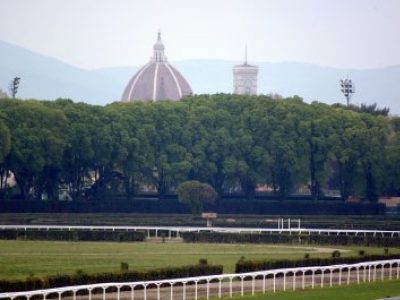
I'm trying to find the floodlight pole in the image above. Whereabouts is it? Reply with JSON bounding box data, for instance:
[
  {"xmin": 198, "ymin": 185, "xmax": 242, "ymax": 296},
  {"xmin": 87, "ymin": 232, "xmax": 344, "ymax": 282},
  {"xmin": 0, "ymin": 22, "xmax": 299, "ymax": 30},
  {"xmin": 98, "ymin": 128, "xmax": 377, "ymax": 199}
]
[
  {"xmin": 9, "ymin": 77, "xmax": 21, "ymax": 98},
  {"xmin": 340, "ymin": 78, "xmax": 355, "ymax": 106}
]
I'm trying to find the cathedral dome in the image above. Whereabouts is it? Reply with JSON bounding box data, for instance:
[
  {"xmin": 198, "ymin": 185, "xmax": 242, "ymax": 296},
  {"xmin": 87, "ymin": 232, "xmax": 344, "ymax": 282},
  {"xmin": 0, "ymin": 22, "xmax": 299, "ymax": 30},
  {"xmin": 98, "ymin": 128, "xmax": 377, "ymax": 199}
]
[{"xmin": 121, "ymin": 32, "xmax": 193, "ymax": 102}]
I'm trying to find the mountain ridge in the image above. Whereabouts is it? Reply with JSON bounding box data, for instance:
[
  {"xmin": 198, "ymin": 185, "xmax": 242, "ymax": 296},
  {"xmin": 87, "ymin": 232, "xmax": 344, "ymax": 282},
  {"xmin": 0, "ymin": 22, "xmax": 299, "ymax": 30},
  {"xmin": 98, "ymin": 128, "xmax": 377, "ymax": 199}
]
[{"xmin": 1, "ymin": 40, "xmax": 399, "ymax": 113}]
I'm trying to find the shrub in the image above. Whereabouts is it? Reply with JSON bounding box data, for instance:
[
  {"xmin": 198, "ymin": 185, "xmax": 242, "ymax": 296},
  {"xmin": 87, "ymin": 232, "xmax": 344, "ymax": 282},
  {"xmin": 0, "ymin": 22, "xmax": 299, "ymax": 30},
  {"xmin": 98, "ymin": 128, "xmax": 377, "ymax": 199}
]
[
  {"xmin": 331, "ymin": 250, "xmax": 341, "ymax": 258},
  {"xmin": 25, "ymin": 274, "xmax": 44, "ymax": 290},
  {"xmin": 120, "ymin": 262, "xmax": 129, "ymax": 272},
  {"xmin": 359, "ymin": 250, "xmax": 365, "ymax": 256},
  {"xmin": 198, "ymin": 258, "xmax": 208, "ymax": 265},
  {"xmin": 176, "ymin": 181, "xmax": 217, "ymax": 214}
]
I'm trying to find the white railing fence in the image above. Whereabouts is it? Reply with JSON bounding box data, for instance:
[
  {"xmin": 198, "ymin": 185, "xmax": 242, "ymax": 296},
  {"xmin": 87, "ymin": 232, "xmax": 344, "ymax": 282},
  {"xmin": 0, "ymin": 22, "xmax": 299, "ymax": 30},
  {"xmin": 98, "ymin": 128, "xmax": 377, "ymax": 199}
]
[
  {"xmin": 0, "ymin": 259, "xmax": 399, "ymax": 300},
  {"xmin": 1, "ymin": 225, "xmax": 400, "ymax": 238}
]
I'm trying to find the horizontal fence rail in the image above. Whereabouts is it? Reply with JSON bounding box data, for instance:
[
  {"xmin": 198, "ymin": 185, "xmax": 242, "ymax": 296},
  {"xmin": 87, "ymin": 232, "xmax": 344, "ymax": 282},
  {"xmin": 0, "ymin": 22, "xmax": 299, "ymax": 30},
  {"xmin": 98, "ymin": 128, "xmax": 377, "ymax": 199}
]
[
  {"xmin": 1, "ymin": 225, "xmax": 400, "ymax": 238},
  {"xmin": 1, "ymin": 259, "xmax": 399, "ymax": 300}
]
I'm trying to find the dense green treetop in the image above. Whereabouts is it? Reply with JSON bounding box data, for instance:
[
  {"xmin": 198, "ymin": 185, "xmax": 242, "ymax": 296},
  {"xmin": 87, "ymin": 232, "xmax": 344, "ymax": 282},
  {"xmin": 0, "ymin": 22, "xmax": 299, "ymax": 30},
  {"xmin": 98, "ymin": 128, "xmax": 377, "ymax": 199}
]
[{"xmin": 0, "ymin": 95, "xmax": 398, "ymax": 201}]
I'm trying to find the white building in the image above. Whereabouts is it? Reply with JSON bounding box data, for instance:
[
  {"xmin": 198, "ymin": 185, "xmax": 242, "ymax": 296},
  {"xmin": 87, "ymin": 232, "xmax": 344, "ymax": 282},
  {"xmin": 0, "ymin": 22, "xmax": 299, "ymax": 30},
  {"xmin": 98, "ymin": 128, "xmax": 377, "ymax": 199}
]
[{"xmin": 232, "ymin": 47, "xmax": 258, "ymax": 95}]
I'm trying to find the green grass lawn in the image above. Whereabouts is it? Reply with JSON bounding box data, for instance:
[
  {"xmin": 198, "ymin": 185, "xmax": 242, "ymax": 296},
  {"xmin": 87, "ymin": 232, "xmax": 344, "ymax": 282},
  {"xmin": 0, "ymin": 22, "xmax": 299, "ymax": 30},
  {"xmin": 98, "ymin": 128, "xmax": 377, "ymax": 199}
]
[
  {"xmin": 0, "ymin": 240, "xmax": 399, "ymax": 280},
  {"xmin": 231, "ymin": 280, "xmax": 400, "ymax": 300}
]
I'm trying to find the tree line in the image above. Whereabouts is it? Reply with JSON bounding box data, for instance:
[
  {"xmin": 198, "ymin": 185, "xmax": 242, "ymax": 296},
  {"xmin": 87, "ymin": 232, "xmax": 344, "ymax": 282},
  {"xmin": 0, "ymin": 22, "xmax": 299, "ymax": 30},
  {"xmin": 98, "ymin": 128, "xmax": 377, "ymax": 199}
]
[{"xmin": 0, "ymin": 94, "xmax": 399, "ymax": 202}]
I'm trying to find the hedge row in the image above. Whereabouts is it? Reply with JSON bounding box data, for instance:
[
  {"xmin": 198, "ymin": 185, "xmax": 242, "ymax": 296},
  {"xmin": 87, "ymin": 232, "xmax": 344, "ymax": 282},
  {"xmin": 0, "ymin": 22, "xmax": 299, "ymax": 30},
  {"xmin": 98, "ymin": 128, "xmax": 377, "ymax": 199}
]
[
  {"xmin": 3, "ymin": 230, "xmax": 399, "ymax": 246},
  {"xmin": 0, "ymin": 263, "xmax": 223, "ymax": 293},
  {"xmin": 235, "ymin": 254, "xmax": 400, "ymax": 273},
  {"xmin": 0, "ymin": 199, "xmax": 384, "ymax": 215},
  {"xmin": 182, "ymin": 232, "xmax": 400, "ymax": 247},
  {"xmin": 0, "ymin": 230, "xmax": 146, "ymax": 242}
]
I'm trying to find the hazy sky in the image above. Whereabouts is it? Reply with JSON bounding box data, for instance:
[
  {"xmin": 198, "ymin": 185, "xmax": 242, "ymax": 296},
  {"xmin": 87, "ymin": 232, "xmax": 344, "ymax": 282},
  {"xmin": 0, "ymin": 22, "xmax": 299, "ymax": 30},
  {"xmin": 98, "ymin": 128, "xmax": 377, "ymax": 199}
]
[{"xmin": 1, "ymin": 0, "xmax": 399, "ymax": 69}]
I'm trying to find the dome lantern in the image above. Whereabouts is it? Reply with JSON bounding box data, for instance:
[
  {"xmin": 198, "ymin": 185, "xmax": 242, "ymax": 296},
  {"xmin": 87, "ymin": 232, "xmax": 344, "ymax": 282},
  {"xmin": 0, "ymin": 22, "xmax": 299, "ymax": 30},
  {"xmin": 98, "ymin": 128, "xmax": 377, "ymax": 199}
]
[{"xmin": 152, "ymin": 31, "xmax": 166, "ymax": 62}]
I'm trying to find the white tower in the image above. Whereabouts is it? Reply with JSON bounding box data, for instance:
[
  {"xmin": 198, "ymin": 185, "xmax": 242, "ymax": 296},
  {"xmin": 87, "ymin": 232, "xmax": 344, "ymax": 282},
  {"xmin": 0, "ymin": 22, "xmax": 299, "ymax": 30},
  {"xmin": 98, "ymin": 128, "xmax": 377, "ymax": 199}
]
[{"xmin": 233, "ymin": 46, "xmax": 258, "ymax": 95}]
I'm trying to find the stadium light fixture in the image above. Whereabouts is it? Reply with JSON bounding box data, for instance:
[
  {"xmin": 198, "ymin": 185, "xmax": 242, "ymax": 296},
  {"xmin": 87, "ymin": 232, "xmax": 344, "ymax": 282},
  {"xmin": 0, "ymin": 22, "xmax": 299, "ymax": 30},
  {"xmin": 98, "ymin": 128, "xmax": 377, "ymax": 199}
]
[
  {"xmin": 9, "ymin": 77, "xmax": 21, "ymax": 98},
  {"xmin": 340, "ymin": 77, "xmax": 355, "ymax": 106}
]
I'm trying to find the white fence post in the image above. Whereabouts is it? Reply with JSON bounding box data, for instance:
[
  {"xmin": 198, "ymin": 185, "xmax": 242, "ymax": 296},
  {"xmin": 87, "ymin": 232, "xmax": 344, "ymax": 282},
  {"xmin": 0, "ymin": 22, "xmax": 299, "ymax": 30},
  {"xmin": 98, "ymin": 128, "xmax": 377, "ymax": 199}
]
[
  {"xmin": 273, "ymin": 274, "xmax": 276, "ymax": 293},
  {"xmin": 218, "ymin": 279, "xmax": 222, "ymax": 298},
  {"xmin": 347, "ymin": 268, "xmax": 351, "ymax": 285},
  {"xmin": 311, "ymin": 271, "xmax": 315, "ymax": 289},
  {"xmin": 293, "ymin": 272, "xmax": 296, "ymax": 291},
  {"xmin": 229, "ymin": 278, "xmax": 233, "ymax": 298},
  {"xmin": 283, "ymin": 273, "xmax": 286, "ymax": 291},
  {"xmin": 321, "ymin": 270, "xmax": 324, "ymax": 288},
  {"xmin": 130, "ymin": 285, "xmax": 135, "ymax": 300},
  {"xmin": 368, "ymin": 266, "xmax": 371, "ymax": 282},
  {"xmin": 262, "ymin": 275, "xmax": 266, "ymax": 293},
  {"xmin": 251, "ymin": 276, "xmax": 255, "ymax": 295},
  {"xmin": 363, "ymin": 266, "xmax": 366, "ymax": 282},
  {"xmin": 240, "ymin": 277, "xmax": 244, "ymax": 296},
  {"xmin": 157, "ymin": 284, "xmax": 161, "ymax": 300}
]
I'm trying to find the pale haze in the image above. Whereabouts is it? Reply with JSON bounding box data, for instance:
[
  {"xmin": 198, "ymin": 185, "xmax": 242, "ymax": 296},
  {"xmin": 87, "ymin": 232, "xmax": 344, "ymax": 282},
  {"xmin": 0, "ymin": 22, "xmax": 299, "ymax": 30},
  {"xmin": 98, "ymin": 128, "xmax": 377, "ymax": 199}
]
[{"xmin": 1, "ymin": 0, "xmax": 400, "ymax": 70}]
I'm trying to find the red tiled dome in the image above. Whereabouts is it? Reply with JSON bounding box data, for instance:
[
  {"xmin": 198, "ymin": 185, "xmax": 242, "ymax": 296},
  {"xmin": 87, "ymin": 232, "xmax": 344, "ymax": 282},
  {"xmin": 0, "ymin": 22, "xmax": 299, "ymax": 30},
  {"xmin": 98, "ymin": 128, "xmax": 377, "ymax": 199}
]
[{"xmin": 121, "ymin": 32, "xmax": 192, "ymax": 102}]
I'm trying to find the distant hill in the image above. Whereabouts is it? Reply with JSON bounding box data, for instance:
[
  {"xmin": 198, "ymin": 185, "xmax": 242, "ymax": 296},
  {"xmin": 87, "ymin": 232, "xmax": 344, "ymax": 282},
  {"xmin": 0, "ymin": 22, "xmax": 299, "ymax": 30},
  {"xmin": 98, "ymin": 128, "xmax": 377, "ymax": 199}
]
[
  {"xmin": 1, "ymin": 40, "xmax": 399, "ymax": 114},
  {"xmin": 0, "ymin": 41, "xmax": 124, "ymax": 105}
]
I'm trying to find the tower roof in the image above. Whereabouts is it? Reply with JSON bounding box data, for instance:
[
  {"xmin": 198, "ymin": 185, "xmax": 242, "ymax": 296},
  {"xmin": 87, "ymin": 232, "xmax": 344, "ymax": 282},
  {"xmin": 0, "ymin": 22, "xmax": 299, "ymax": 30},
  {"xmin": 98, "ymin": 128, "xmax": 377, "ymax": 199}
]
[
  {"xmin": 233, "ymin": 45, "xmax": 258, "ymax": 68},
  {"xmin": 121, "ymin": 32, "xmax": 192, "ymax": 102}
]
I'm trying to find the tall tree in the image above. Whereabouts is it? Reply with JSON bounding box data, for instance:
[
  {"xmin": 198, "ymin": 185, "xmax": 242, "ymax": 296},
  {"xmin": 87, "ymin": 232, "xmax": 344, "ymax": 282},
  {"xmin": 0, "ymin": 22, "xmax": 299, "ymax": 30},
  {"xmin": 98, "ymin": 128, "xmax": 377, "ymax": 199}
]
[
  {"xmin": 1, "ymin": 100, "xmax": 67, "ymax": 200},
  {"xmin": 0, "ymin": 118, "xmax": 11, "ymax": 198},
  {"xmin": 300, "ymin": 104, "xmax": 334, "ymax": 200}
]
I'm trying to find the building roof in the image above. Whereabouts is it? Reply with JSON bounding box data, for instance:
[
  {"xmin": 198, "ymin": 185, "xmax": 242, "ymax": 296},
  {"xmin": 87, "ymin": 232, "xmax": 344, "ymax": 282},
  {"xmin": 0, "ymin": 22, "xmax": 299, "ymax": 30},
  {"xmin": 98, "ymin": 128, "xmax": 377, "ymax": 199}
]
[
  {"xmin": 233, "ymin": 45, "xmax": 259, "ymax": 69},
  {"xmin": 121, "ymin": 32, "xmax": 192, "ymax": 102}
]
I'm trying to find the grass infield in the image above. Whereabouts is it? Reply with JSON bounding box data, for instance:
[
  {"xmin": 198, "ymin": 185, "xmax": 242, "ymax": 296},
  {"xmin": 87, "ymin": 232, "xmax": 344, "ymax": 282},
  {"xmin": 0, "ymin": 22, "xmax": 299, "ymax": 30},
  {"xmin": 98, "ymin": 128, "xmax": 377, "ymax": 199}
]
[{"xmin": 0, "ymin": 240, "xmax": 399, "ymax": 280}]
